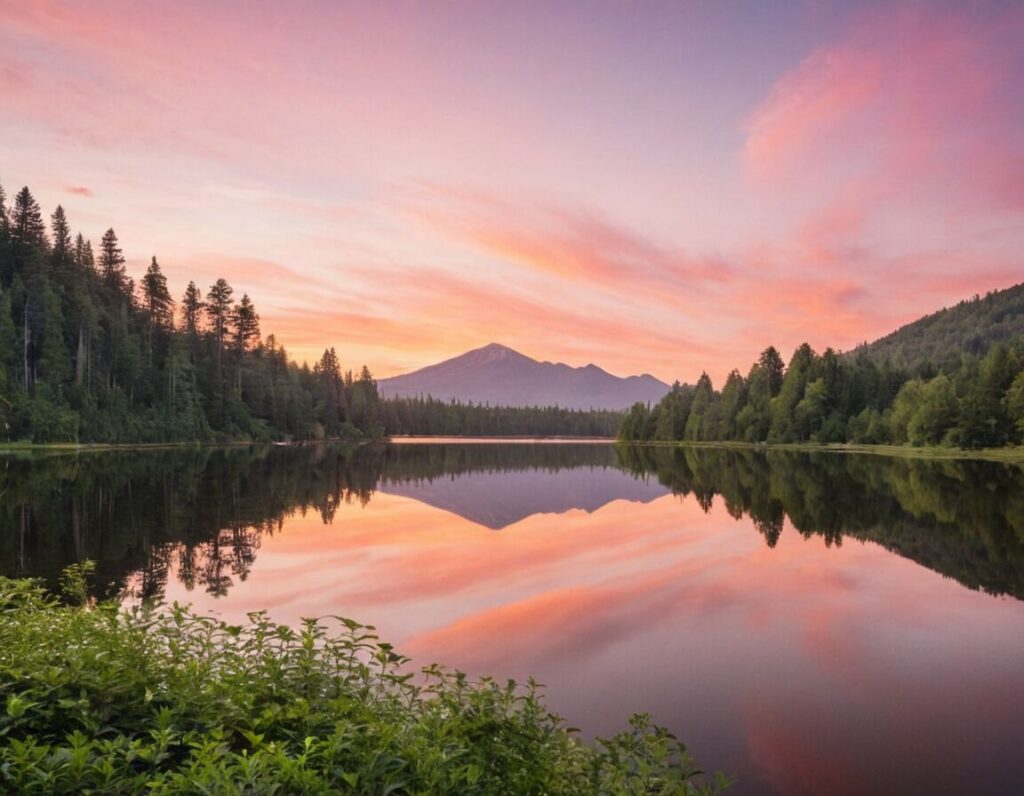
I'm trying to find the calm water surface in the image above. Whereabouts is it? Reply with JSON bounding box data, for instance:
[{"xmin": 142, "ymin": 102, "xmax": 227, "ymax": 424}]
[{"xmin": 2, "ymin": 442, "xmax": 1024, "ymax": 795}]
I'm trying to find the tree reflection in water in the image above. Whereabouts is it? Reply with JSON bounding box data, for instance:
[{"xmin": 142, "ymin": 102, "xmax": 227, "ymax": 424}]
[{"xmin": 1, "ymin": 442, "xmax": 1022, "ymax": 602}]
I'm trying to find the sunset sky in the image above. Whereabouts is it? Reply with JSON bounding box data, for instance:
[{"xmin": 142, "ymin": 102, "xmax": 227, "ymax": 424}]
[{"xmin": 2, "ymin": 0, "xmax": 1022, "ymax": 383}]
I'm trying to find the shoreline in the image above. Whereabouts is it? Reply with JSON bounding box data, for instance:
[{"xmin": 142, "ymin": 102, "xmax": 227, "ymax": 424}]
[
  {"xmin": 2, "ymin": 437, "xmax": 1023, "ymax": 462},
  {"xmin": 622, "ymin": 439, "xmax": 1024, "ymax": 463}
]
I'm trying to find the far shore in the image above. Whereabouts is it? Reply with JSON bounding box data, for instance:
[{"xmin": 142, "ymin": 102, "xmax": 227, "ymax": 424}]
[
  {"xmin": 2, "ymin": 437, "xmax": 1023, "ymax": 462},
  {"xmin": 627, "ymin": 439, "xmax": 1024, "ymax": 464}
]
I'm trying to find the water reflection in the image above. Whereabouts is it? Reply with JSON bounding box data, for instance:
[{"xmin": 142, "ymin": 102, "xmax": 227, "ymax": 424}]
[
  {"xmin": 617, "ymin": 445, "xmax": 1024, "ymax": 599},
  {"xmin": 2, "ymin": 443, "xmax": 1023, "ymax": 602},
  {"xmin": 2, "ymin": 443, "xmax": 1024, "ymax": 794}
]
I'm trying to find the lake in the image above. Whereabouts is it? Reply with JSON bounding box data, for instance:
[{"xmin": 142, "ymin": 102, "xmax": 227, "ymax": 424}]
[{"xmin": 2, "ymin": 441, "xmax": 1023, "ymax": 795}]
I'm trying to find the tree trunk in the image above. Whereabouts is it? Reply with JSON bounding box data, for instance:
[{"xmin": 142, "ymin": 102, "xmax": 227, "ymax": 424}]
[
  {"xmin": 22, "ymin": 302, "xmax": 29, "ymax": 391},
  {"xmin": 75, "ymin": 325, "xmax": 86, "ymax": 386}
]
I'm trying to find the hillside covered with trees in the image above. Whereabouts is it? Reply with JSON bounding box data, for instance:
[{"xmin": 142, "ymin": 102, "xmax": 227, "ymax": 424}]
[
  {"xmin": 0, "ymin": 183, "xmax": 619, "ymax": 443},
  {"xmin": 855, "ymin": 283, "xmax": 1024, "ymax": 371},
  {"xmin": 620, "ymin": 284, "xmax": 1024, "ymax": 450}
]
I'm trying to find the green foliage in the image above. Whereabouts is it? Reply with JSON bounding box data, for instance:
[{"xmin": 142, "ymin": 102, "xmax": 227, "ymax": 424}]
[
  {"xmin": 621, "ymin": 322, "xmax": 1024, "ymax": 450},
  {"xmin": 684, "ymin": 374, "xmax": 715, "ymax": 442},
  {"xmin": 1007, "ymin": 372, "xmax": 1024, "ymax": 439},
  {"xmin": 619, "ymin": 401, "xmax": 654, "ymax": 442},
  {"xmin": 0, "ymin": 572, "xmax": 730, "ymax": 795}
]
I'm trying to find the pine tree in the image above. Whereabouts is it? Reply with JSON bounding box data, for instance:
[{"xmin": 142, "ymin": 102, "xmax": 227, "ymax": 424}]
[
  {"xmin": 50, "ymin": 206, "xmax": 72, "ymax": 275},
  {"xmin": 141, "ymin": 257, "xmax": 174, "ymax": 367},
  {"xmin": 99, "ymin": 228, "xmax": 130, "ymax": 298},
  {"xmin": 205, "ymin": 279, "xmax": 234, "ymax": 347},
  {"xmin": 313, "ymin": 347, "xmax": 345, "ymax": 435},
  {"xmin": 232, "ymin": 293, "xmax": 260, "ymax": 353},
  {"xmin": 0, "ymin": 182, "xmax": 8, "ymax": 240},
  {"xmin": 142, "ymin": 257, "xmax": 174, "ymax": 332},
  {"xmin": 77, "ymin": 236, "xmax": 95, "ymax": 273},
  {"xmin": 205, "ymin": 278, "xmax": 234, "ymax": 418},
  {"xmin": 759, "ymin": 346, "xmax": 785, "ymax": 397},
  {"xmin": 181, "ymin": 281, "xmax": 204, "ymax": 337},
  {"xmin": 11, "ymin": 187, "xmax": 47, "ymax": 249}
]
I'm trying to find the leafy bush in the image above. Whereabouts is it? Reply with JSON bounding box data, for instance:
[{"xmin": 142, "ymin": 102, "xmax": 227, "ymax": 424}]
[{"xmin": 0, "ymin": 570, "xmax": 731, "ymax": 794}]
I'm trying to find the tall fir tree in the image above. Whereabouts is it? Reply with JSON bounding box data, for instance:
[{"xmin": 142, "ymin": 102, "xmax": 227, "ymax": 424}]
[
  {"xmin": 10, "ymin": 187, "xmax": 47, "ymax": 250},
  {"xmin": 99, "ymin": 228, "xmax": 130, "ymax": 299},
  {"xmin": 232, "ymin": 293, "xmax": 260, "ymax": 353}
]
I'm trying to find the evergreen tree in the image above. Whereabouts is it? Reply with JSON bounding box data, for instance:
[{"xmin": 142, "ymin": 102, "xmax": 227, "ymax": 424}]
[
  {"xmin": 0, "ymin": 182, "xmax": 9, "ymax": 243},
  {"xmin": 181, "ymin": 281, "xmax": 204, "ymax": 338},
  {"xmin": 141, "ymin": 257, "xmax": 174, "ymax": 368},
  {"xmin": 205, "ymin": 279, "xmax": 234, "ymax": 347},
  {"xmin": 313, "ymin": 347, "xmax": 346, "ymax": 436},
  {"xmin": 10, "ymin": 187, "xmax": 47, "ymax": 250},
  {"xmin": 99, "ymin": 228, "xmax": 131, "ymax": 299},
  {"xmin": 684, "ymin": 373, "xmax": 714, "ymax": 441},
  {"xmin": 142, "ymin": 257, "xmax": 174, "ymax": 332},
  {"xmin": 50, "ymin": 206, "xmax": 72, "ymax": 278},
  {"xmin": 232, "ymin": 293, "xmax": 260, "ymax": 353},
  {"xmin": 759, "ymin": 346, "xmax": 785, "ymax": 397}
]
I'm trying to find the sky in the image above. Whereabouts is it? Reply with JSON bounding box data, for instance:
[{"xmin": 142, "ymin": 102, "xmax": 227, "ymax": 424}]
[{"xmin": 1, "ymin": 0, "xmax": 1022, "ymax": 384}]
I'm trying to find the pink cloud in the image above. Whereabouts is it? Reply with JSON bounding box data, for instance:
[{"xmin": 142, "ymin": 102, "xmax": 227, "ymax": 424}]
[
  {"xmin": 744, "ymin": 5, "xmax": 1024, "ymax": 210},
  {"xmin": 62, "ymin": 185, "xmax": 93, "ymax": 197},
  {"xmin": 744, "ymin": 44, "xmax": 885, "ymax": 181}
]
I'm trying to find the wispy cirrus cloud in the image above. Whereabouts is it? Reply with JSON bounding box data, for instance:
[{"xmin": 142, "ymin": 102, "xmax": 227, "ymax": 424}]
[{"xmin": 406, "ymin": 184, "xmax": 733, "ymax": 297}]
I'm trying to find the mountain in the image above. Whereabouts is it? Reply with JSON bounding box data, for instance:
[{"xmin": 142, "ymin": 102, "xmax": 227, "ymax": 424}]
[
  {"xmin": 378, "ymin": 343, "xmax": 671, "ymax": 411},
  {"xmin": 380, "ymin": 467, "xmax": 670, "ymax": 529},
  {"xmin": 856, "ymin": 282, "xmax": 1024, "ymax": 369}
]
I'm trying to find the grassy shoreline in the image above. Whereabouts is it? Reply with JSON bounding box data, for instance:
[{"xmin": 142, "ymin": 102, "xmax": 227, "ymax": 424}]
[
  {"xmin": 621, "ymin": 439, "xmax": 1024, "ymax": 463},
  {"xmin": 0, "ymin": 439, "xmax": 371, "ymax": 454}
]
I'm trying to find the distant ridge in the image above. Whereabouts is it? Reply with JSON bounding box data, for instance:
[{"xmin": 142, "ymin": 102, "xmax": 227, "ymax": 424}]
[
  {"xmin": 378, "ymin": 343, "xmax": 670, "ymax": 411},
  {"xmin": 856, "ymin": 282, "xmax": 1024, "ymax": 368}
]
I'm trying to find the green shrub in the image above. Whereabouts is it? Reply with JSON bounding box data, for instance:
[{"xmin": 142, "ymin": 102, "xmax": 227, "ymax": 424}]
[{"xmin": 0, "ymin": 572, "xmax": 731, "ymax": 795}]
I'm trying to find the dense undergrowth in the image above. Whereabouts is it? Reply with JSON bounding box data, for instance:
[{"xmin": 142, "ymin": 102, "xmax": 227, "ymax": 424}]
[{"xmin": 0, "ymin": 566, "xmax": 730, "ymax": 794}]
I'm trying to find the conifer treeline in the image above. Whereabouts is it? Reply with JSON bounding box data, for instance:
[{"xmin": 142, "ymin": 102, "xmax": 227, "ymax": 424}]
[
  {"xmin": 620, "ymin": 337, "xmax": 1024, "ymax": 449},
  {"xmin": 0, "ymin": 182, "xmax": 395, "ymax": 442},
  {"xmin": 0, "ymin": 183, "xmax": 621, "ymax": 442},
  {"xmin": 379, "ymin": 396, "xmax": 622, "ymax": 437}
]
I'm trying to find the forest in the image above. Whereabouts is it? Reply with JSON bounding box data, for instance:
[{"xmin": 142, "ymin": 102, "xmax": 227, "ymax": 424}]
[
  {"xmin": 379, "ymin": 395, "xmax": 622, "ymax": 437},
  {"xmin": 620, "ymin": 308, "xmax": 1024, "ymax": 449},
  {"xmin": 0, "ymin": 183, "xmax": 617, "ymax": 442}
]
